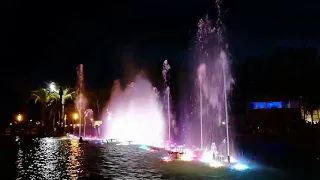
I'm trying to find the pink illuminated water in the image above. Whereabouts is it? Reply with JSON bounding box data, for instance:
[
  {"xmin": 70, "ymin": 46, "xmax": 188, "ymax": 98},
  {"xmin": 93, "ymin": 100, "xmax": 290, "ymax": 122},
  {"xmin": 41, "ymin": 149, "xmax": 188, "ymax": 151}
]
[
  {"xmin": 162, "ymin": 60, "xmax": 171, "ymax": 143},
  {"xmin": 75, "ymin": 64, "xmax": 87, "ymax": 137},
  {"xmin": 103, "ymin": 72, "xmax": 165, "ymax": 147},
  {"xmin": 185, "ymin": 0, "xmax": 234, "ymax": 157}
]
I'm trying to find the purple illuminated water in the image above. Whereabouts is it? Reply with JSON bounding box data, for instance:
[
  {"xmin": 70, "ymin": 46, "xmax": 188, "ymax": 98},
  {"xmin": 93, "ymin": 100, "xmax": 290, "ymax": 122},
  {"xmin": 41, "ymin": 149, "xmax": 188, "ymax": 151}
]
[
  {"xmin": 162, "ymin": 60, "xmax": 171, "ymax": 143},
  {"xmin": 102, "ymin": 72, "xmax": 166, "ymax": 146},
  {"xmin": 184, "ymin": 0, "xmax": 233, "ymax": 156}
]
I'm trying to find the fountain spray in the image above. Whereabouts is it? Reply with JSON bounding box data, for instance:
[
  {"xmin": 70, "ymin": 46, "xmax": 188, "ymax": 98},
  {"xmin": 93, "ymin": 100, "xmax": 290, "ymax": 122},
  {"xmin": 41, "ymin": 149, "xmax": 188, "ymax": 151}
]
[
  {"xmin": 222, "ymin": 53, "xmax": 230, "ymax": 163},
  {"xmin": 194, "ymin": 0, "xmax": 233, "ymax": 159},
  {"xmin": 167, "ymin": 87, "xmax": 171, "ymax": 143},
  {"xmin": 162, "ymin": 60, "xmax": 171, "ymax": 144},
  {"xmin": 199, "ymin": 82, "xmax": 203, "ymax": 150},
  {"xmin": 104, "ymin": 73, "xmax": 165, "ymax": 146},
  {"xmin": 76, "ymin": 64, "xmax": 86, "ymax": 137},
  {"xmin": 197, "ymin": 63, "xmax": 206, "ymax": 150},
  {"xmin": 215, "ymin": 0, "xmax": 230, "ymax": 163}
]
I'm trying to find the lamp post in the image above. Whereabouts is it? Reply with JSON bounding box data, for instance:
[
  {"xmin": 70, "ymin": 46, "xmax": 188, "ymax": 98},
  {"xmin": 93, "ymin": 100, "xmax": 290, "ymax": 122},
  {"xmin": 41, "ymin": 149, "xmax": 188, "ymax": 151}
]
[
  {"xmin": 73, "ymin": 113, "xmax": 78, "ymax": 135},
  {"xmin": 14, "ymin": 114, "xmax": 23, "ymax": 137},
  {"xmin": 49, "ymin": 82, "xmax": 57, "ymax": 92},
  {"xmin": 16, "ymin": 114, "xmax": 23, "ymax": 122},
  {"xmin": 48, "ymin": 82, "xmax": 57, "ymax": 133}
]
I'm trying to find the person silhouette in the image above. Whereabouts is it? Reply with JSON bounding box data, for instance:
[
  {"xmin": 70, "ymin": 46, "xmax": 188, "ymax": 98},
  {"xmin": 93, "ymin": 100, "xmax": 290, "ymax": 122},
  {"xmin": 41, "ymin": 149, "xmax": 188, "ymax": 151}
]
[
  {"xmin": 79, "ymin": 137, "xmax": 88, "ymax": 143},
  {"xmin": 211, "ymin": 142, "xmax": 218, "ymax": 159},
  {"xmin": 79, "ymin": 137, "xmax": 84, "ymax": 143}
]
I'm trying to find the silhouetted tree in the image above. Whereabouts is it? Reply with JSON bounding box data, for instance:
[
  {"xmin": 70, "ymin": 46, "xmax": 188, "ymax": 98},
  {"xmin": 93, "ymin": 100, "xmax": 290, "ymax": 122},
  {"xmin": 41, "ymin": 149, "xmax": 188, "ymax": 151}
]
[
  {"xmin": 28, "ymin": 88, "xmax": 59, "ymax": 126},
  {"xmin": 54, "ymin": 87, "xmax": 74, "ymax": 125}
]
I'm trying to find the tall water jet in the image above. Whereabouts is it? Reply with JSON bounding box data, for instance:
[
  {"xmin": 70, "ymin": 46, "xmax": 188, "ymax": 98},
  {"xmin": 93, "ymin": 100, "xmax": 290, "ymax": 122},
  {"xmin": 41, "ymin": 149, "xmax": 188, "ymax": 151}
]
[
  {"xmin": 197, "ymin": 63, "xmax": 206, "ymax": 150},
  {"xmin": 103, "ymin": 72, "xmax": 165, "ymax": 146},
  {"xmin": 216, "ymin": 0, "xmax": 232, "ymax": 163},
  {"xmin": 162, "ymin": 60, "xmax": 171, "ymax": 144},
  {"xmin": 75, "ymin": 64, "xmax": 87, "ymax": 137},
  {"xmin": 222, "ymin": 52, "xmax": 230, "ymax": 162},
  {"xmin": 193, "ymin": 0, "xmax": 233, "ymax": 161}
]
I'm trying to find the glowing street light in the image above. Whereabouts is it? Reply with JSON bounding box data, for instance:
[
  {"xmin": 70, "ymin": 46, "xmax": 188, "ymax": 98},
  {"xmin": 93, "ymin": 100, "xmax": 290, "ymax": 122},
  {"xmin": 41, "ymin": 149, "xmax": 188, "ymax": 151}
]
[
  {"xmin": 73, "ymin": 113, "xmax": 79, "ymax": 120},
  {"xmin": 49, "ymin": 82, "xmax": 56, "ymax": 92},
  {"xmin": 16, "ymin": 114, "xmax": 23, "ymax": 122}
]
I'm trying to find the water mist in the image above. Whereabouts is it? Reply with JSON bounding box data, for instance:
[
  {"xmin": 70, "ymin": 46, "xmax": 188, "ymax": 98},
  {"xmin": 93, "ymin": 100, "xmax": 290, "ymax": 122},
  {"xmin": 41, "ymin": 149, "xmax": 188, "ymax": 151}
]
[
  {"xmin": 103, "ymin": 72, "xmax": 165, "ymax": 147},
  {"xmin": 187, "ymin": 0, "xmax": 233, "ymax": 160}
]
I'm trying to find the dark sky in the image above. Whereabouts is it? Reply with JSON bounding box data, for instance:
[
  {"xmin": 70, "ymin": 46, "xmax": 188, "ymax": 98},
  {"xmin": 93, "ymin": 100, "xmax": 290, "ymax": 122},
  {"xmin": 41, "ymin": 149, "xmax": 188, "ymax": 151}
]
[{"xmin": 1, "ymin": 0, "xmax": 320, "ymax": 122}]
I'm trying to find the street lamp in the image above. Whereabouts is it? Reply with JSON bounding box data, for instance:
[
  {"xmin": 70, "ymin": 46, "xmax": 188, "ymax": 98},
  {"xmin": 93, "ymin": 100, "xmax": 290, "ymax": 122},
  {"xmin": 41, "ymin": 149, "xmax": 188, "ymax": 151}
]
[
  {"xmin": 73, "ymin": 113, "xmax": 79, "ymax": 120},
  {"xmin": 16, "ymin": 114, "xmax": 22, "ymax": 122},
  {"xmin": 49, "ymin": 82, "xmax": 56, "ymax": 92},
  {"xmin": 72, "ymin": 113, "xmax": 79, "ymax": 135}
]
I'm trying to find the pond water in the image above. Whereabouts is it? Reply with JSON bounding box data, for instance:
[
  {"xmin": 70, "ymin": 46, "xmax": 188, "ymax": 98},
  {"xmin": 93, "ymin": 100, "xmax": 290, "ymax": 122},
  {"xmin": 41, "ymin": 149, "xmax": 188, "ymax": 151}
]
[{"xmin": 1, "ymin": 138, "xmax": 317, "ymax": 179}]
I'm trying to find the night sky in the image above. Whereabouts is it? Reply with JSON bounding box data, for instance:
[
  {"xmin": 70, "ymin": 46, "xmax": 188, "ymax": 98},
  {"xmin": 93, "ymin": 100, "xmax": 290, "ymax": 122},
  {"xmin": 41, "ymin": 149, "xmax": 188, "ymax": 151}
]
[{"xmin": 1, "ymin": 0, "xmax": 320, "ymax": 123}]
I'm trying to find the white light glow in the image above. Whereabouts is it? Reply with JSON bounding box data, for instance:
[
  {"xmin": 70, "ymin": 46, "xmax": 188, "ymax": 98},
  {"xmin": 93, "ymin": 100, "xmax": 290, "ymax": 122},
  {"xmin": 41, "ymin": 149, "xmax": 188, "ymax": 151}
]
[
  {"xmin": 49, "ymin": 82, "xmax": 56, "ymax": 92},
  {"xmin": 223, "ymin": 156, "xmax": 238, "ymax": 163},
  {"xmin": 200, "ymin": 150, "xmax": 213, "ymax": 163},
  {"xmin": 180, "ymin": 149, "xmax": 196, "ymax": 161},
  {"xmin": 103, "ymin": 73, "xmax": 165, "ymax": 147},
  {"xmin": 232, "ymin": 163, "xmax": 249, "ymax": 171},
  {"xmin": 116, "ymin": 141, "xmax": 131, "ymax": 146},
  {"xmin": 161, "ymin": 156, "xmax": 172, "ymax": 162},
  {"xmin": 209, "ymin": 160, "xmax": 224, "ymax": 168}
]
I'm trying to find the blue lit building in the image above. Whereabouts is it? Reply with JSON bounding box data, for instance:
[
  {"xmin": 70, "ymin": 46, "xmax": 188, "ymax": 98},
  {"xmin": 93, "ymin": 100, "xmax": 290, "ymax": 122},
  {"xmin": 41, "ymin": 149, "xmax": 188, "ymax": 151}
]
[
  {"xmin": 233, "ymin": 95, "xmax": 302, "ymax": 139},
  {"xmin": 233, "ymin": 94, "xmax": 302, "ymax": 139},
  {"xmin": 233, "ymin": 48, "xmax": 320, "ymax": 138},
  {"xmin": 249, "ymin": 100, "xmax": 299, "ymax": 110}
]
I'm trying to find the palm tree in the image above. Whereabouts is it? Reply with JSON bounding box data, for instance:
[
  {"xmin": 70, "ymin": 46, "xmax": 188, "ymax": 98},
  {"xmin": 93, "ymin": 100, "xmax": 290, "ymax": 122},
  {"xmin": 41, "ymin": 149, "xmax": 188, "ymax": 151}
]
[
  {"xmin": 48, "ymin": 101, "xmax": 60, "ymax": 127},
  {"xmin": 28, "ymin": 88, "xmax": 59, "ymax": 126},
  {"xmin": 55, "ymin": 87, "xmax": 74, "ymax": 126}
]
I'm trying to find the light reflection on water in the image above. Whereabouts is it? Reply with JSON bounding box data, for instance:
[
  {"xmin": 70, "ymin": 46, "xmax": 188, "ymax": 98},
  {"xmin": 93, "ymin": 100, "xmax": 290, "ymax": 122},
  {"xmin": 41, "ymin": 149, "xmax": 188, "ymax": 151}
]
[
  {"xmin": 14, "ymin": 138, "xmax": 166, "ymax": 179},
  {"xmin": 10, "ymin": 138, "xmax": 294, "ymax": 179},
  {"xmin": 16, "ymin": 138, "xmax": 85, "ymax": 179}
]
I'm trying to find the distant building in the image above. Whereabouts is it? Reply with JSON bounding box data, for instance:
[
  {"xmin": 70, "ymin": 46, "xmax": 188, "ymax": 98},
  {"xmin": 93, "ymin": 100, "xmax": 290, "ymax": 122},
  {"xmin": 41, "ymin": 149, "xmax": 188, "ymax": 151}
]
[
  {"xmin": 249, "ymin": 100, "xmax": 299, "ymax": 110},
  {"xmin": 301, "ymin": 107, "xmax": 320, "ymax": 124},
  {"xmin": 234, "ymin": 48, "xmax": 320, "ymax": 137},
  {"xmin": 240, "ymin": 95, "xmax": 301, "ymax": 135},
  {"xmin": 248, "ymin": 98, "xmax": 319, "ymax": 124}
]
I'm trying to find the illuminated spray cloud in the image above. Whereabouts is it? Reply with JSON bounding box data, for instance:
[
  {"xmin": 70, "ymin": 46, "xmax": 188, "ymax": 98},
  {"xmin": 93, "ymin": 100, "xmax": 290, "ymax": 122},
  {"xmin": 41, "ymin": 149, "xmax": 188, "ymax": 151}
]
[
  {"xmin": 84, "ymin": 109, "xmax": 94, "ymax": 126},
  {"xmin": 75, "ymin": 64, "xmax": 87, "ymax": 137},
  {"xmin": 162, "ymin": 60, "xmax": 178, "ymax": 143},
  {"xmin": 103, "ymin": 72, "xmax": 165, "ymax": 146},
  {"xmin": 184, "ymin": 0, "xmax": 234, "ymax": 154}
]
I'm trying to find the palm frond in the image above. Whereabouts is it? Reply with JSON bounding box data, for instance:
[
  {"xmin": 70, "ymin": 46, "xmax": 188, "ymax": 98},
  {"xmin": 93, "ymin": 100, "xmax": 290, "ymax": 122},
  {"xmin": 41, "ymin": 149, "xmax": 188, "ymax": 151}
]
[
  {"xmin": 28, "ymin": 88, "xmax": 59, "ymax": 106},
  {"xmin": 28, "ymin": 88, "xmax": 47, "ymax": 103},
  {"xmin": 29, "ymin": 93, "xmax": 40, "ymax": 103},
  {"xmin": 61, "ymin": 88, "xmax": 75, "ymax": 104}
]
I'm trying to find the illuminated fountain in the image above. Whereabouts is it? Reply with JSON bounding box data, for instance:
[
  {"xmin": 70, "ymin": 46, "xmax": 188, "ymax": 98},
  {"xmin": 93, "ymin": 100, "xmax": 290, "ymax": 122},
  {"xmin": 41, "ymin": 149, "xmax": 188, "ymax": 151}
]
[
  {"xmin": 187, "ymin": 0, "xmax": 233, "ymax": 162},
  {"xmin": 162, "ymin": 60, "xmax": 171, "ymax": 144},
  {"xmin": 75, "ymin": 64, "xmax": 87, "ymax": 137},
  {"xmin": 103, "ymin": 72, "xmax": 165, "ymax": 146},
  {"xmin": 84, "ymin": 109, "xmax": 94, "ymax": 135},
  {"xmin": 159, "ymin": 0, "xmax": 250, "ymax": 169}
]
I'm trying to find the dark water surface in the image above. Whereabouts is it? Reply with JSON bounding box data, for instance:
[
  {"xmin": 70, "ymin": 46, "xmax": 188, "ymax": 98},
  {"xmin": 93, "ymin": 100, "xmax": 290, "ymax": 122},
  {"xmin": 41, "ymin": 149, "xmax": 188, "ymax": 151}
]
[{"xmin": 0, "ymin": 138, "xmax": 318, "ymax": 179}]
